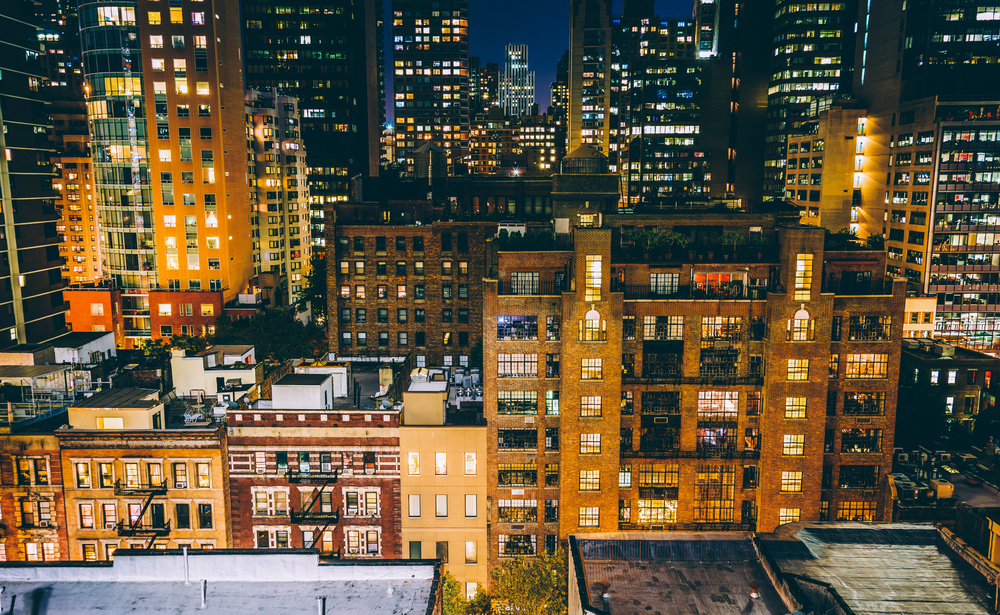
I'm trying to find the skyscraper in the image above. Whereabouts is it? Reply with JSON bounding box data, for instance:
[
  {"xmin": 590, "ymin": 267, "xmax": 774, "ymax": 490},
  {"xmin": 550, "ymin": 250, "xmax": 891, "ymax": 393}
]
[
  {"xmin": 392, "ymin": 0, "xmax": 470, "ymax": 175},
  {"xmin": 241, "ymin": 0, "xmax": 384, "ymax": 252},
  {"xmin": 549, "ymin": 50, "xmax": 569, "ymax": 123},
  {"xmin": 568, "ymin": 0, "xmax": 613, "ymax": 154},
  {"xmin": 0, "ymin": 1, "xmax": 68, "ymax": 348},
  {"xmin": 500, "ymin": 44, "xmax": 535, "ymax": 118},
  {"xmin": 78, "ymin": 0, "xmax": 253, "ymax": 345},
  {"xmin": 764, "ymin": 1, "xmax": 857, "ymax": 196}
]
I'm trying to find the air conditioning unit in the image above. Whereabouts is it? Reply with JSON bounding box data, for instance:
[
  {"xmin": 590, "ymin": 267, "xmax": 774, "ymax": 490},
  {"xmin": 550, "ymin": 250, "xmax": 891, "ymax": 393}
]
[
  {"xmin": 510, "ymin": 524, "xmax": 525, "ymax": 531},
  {"xmin": 855, "ymin": 417, "xmax": 872, "ymax": 424},
  {"xmin": 896, "ymin": 453, "xmax": 909, "ymax": 462},
  {"xmin": 939, "ymin": 453, "xmax": 952, "ymax": 463},
  {"xmin": 105, "ymin": 522, "xmax": 116, "ymax": 529},
  {"xmin": 748, "ymin": 416, "xmax": 759, "ymax": 424},
  {"xmin": 38, "ymin": 521, "xmax": 50, "ymax": 528},
  {"xmin": 348, "ymin": 548, "xmax": 359, "ymax": 555},
  {"xmin": 176, "ymin": 481, "xmax": 188, "ymax": 488},
  {"xmin": 255, "ymin": 468, "xmax": 266, "ymax": 475}
]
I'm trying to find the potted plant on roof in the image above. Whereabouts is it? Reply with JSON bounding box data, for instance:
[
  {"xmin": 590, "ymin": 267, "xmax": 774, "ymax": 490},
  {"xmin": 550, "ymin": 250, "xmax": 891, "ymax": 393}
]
[
  {"xmin": 748, "ymin": 233, "xmax": 768, "ymax": 260},
  {"xmin": 662, "ymin": 231, "xmax": 689, "ymax": 261},
  {"xmin": 717, "ymin": 231, "xmax": 745, "ymax": 261},
  {"xmin": 638, "ymin": 229, "xmax": 668, "ymax": 260}
]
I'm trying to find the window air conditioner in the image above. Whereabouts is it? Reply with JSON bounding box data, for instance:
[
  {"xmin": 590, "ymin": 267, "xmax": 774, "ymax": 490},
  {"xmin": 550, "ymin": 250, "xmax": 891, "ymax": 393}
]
[
  {"xmin": 38, "ymin": 520, "xmax": 50, "ymax": 528},
  {"xmin": 176, "ymin": 481, "xmax": 187, "ymax": 488},
  {"xmin": 106, "ymin": 522, "xmax": 116, "ymax": 529},
  {"xmin": 348, "ymin": 547, "xmax": 359, "ymax": 554}
]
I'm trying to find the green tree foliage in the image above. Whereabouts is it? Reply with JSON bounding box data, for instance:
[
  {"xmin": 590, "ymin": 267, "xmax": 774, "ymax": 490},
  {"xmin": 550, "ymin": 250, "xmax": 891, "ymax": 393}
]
[
  {"xmin": 295, "ymin": 254, "xmax": 327, "ymax": 322},
  {"xmin": 139, "ymin": 338, "xmax": 171, "ymax": 361},
  {"xmin": 490, "ymin": 549, "xmax": 568, "ymax": 615},
  {"xmin": 168, "ymin": 333, "xmax": 210, "ymax": 354},
  {"xmin": 441, "ymin": 572, "xmax": 489, "ymax": 615},
  {"xmin": 212, "ymin": 309, "xmax": 326, "ymax": 362}
]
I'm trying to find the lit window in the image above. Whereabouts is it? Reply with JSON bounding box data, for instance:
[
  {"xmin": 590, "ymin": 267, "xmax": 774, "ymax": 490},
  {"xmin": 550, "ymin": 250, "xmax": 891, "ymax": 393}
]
[
  {"xmin": 464, "ymin": 453, "xmax": 476, "ymax": 476},
  {"xmin": 196, "ymin": 82, "xmax": 210, "ymax": 95},
  {"xmin": 159, "ymin": 150, "xmax": 171, "ymax": 162},
  {"xmin": 435, "ymin": 452, "xmax": 447, "ymax": 475},
  {"xmin": 158, "ymin": 303, "xmax": 172, "ymax": 316},
  {"xmin": 787, "ymin": 359, "xmax": 809, "ymax": 381},
  {"xmin": 794, "ymin": 254, "xmax": 813, "ymax": 300},
  {"xmin": 580, "ymin": 396, "xmax": 602, "ymax": 417},
  {"xmin": 580, "ymin": 434, "xmax": 601, "ymax": 454},
  {"xmin": 585, "ymin": 255, "xmax": 601, "ymax": 301},
  {"xmin": 780, "ymin": 471, "xmax": 803, "ymax": 493},
  {"xmin": 782, "ymin": 435, "xmax": 805, "ymax": 456},
  {"xmin": 579, "ymin": 470, "xmax": 600, "ymax": 491},
  {"xmin": 578, "ymin": 506, "xmax": 600, "ymax": 527},
  {"xmin": 784, "ymin": 397, "xmax": 807, "ymax": 419},
  {"xmin": 581, "ymin": 358, "xmax": 603, "ymax": 380},
  {"xmin": 407, "ymin": 452, "xmax": 419, "ymax": 475},
  {"xmin": 778, "ymin": 508, "xmax": 800, "ymax": 525}
]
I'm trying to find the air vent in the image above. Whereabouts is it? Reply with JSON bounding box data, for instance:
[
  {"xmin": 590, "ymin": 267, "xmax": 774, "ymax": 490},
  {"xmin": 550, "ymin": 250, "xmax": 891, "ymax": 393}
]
[
  {"xmin": 748, "ymin": 417, "xmax": 759, "ymax": 424},
  {"xmin": 855, "ymin": 417, "xmax": 872, "ymax": 424},
  {"xmin": 510, "ymin": 524, "xmax": 525, "ymax": 531}
]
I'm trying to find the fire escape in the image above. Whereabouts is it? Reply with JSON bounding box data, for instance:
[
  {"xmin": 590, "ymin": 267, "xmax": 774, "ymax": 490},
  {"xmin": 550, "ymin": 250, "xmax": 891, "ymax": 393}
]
[
  {"xmin": 288, "ymin": 467, "xmax": 340, "ymax": 554},
  {"xmin": 115, "ymin": 478, "xmax": 169, "ymax": 548}
]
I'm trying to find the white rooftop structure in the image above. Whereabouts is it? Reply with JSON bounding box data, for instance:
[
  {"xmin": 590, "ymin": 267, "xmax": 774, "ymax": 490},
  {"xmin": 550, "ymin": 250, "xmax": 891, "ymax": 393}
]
[{"xmin": 0, "ymin": 549, "xmax": 440, "ymax": 614}]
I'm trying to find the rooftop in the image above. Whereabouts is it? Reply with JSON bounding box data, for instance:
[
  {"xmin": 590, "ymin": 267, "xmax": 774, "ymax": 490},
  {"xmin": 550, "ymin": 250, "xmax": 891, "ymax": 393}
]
[
  {"xmin": 51, "ymin": 331, "xmax": 114, "ymax": 348},
  {"xmin": 273, "ymin": 373, "xmax": 331, "ymax": 387},
  {"xmin": 72, "ymin": 388, "xmax": 161, "ymax": 410},
  {"xmin": 760, "ymin": 523, "xmax": 993, "ymax": 615},
  {"xmin": 0, "ymin": 364, "xmax": 72, "ymax": 381},
  {"xmin": 570, "ymin": 533, "xmax": 788, "ymax": 615},
  {"xmin": 0, "ymin": 549, "xmax": 439, "ymax": 614},
  {"xmin": 902, "ymin": 339, "xmax": 1000, "ymax": 365}
]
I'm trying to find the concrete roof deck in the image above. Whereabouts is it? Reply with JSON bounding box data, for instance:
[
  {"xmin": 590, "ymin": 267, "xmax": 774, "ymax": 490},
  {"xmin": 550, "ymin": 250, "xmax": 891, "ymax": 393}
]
[
  {"xmin": 761, "ymin": 523, "xmax": 993, "ymax": 615},
  {"xmin": 51, "ymin": 331, "xmax": 114, "ymax": 348},
  {"xmin": 273, "ymin": 373, "xmax": 331, "ymax": 387},
  {"xmin": 71, "ymin": 388, "xmax": 161, "ymax": 410},
  {"xmin": 572, "ymin": 533, "xmax": 788, "ymax": 615},
  {"xmin": 0, "ymin": 550, "xmax": 438, "ymax": 614}
]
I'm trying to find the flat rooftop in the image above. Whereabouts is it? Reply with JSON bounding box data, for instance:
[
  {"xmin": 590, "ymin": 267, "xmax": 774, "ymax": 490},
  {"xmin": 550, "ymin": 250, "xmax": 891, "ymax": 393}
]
[
  {"xmin": 0, "ymin": 550, "xmax": 438, "ymax": 614},
  {"xmin": 0, "ymin": 364, "xmax": 72, "ymax": 381},
  {"xmin": 761, "ymin": 523, "xmax": 993, "ymax": 615},
  {"xmin": 571, "ymin": 533, "xmax": 788, "ymax": 615},
  {"xmin": 51, "ymin": 331, "xmax": 114, "ymax": 348},
  {"xmin": 274, "ymin": 373, "xmax": 331, "ymax": 387},
  {"xmin": 72, "ymin": 388, "xmax": 161, "ymax": 410}
]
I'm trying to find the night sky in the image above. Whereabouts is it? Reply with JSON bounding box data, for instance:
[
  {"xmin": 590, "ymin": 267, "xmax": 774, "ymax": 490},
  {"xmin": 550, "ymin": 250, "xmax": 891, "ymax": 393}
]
[{"xmin": 385, "ymin": 0, "xmax": 694, "ymax": 121}]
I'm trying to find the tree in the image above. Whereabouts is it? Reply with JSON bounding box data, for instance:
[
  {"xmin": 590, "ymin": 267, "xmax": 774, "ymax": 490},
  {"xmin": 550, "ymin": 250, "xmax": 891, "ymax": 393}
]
[
  {"xmin": 441, "ymin": 572, "xmax": 489, "ymax": 615},
  {"xmin": 212, "ymin": 309, "xmax": 327, "ymax": 362},
  {"xmin": 295, "ymin": 254, "xmax": 327, "ymax": 323},
  {"xmin": 490, "ymin": 549, "xmax": 567, "ymax": 615},
  {"xmin": 138, "ymin": 338, "xmax": 171, "ymax": 361},
  {"xmin": 169, "ymin": 333, "xmax": 210, "ymax": 354}
]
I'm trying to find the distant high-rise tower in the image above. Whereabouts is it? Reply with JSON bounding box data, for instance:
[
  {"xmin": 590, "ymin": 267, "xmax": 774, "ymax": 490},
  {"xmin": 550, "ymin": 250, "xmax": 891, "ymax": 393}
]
[
  {"xmin": 500, "ymin": 44, "xmax": 535, "ymax": 117},
  {"xmin": 549, "ymin": 50, "xmax": 569, "ymax": 123},
  {"xmin": 242, "ymin": 0, "xmax": 383, "ymax": 252},
  {"xmin": 764, "ymin": 1, "xmax": 857, "ymax": 196},
  {"xmin": 569, "ymin": 0, "xmax": 613, "ymax": 154},
  {"xmin": 0, "ymin": 1, "xmax": 68, "ymax": 348},
  {"xmin": 392, "ymin": 0, "xmax": 470, "ymax": 175}
]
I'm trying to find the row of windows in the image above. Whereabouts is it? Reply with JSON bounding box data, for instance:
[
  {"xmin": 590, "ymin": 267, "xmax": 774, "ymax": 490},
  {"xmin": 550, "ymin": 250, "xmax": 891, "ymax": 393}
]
[
  {"xmin": 338, "ymin": 307, "xmax": 469, "ymax": 324},
  {"xmin": 74, "ymin": 460, "xmax": 212, "ymax": 490},
  {"xmin": 338, "ymin": 233, "xmax": 470, "ymax": 254},
  {"xmin": 338, "ymin": 260, "xmax": 470, "ymax": 277},
  {"xmin": 337, "ymin": 283, "xmax": 468, "ymax": 300},
  {"xmin": 74, "ymin": 501, "xmax": 214, "ymax": 531},
  {"xmin": 497, "ymin": 355, "xmax": 603, "ymax": 379},
  {"xmin": 340, "ymin": 331, "xmax": 471, "ymax": 348}
]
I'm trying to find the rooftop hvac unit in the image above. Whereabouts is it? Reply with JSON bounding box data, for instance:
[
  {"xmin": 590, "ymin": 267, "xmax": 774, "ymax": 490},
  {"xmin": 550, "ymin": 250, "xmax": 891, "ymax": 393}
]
[
  {"xmin": 939, "ymin": 453, "xmax": 952, "ymax": 463},
  {"xmin": 896, "ymin": 453, "xmax": 909, "ymax": 462}
]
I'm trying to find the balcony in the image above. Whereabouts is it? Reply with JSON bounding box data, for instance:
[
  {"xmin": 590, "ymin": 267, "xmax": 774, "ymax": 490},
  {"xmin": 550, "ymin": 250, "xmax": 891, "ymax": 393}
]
[
  {"xmin": 496, "ymin": 280, "xmax": 569, "ymax": 296},
  {"xmin": 613, "ymin": 283, "xmax": 769, "ymax": 301},
  {"xmin": 621, "ymin": 448, "xmax": 760, "ymax": 460},
  {"xmin": 290, "ymin": 508, "xmax": 340, "ymax": 525},
  {"xmin": 624, "ymin": 375, "xmax": 764, "ymax": 386},
  {"xmin": 116, "ymin": 520, "xmax": 171, "ymax": 537},
  {"xmin": 286, "ymin": 468, "xmax": 340, "ymax": 484},
  {"xmin": 618, "ymin": 521, "xmax": 754, "ymax": 532},
  {"xmin": 114, "ymin": 480, "xmax": 167, "ymax": 497}
]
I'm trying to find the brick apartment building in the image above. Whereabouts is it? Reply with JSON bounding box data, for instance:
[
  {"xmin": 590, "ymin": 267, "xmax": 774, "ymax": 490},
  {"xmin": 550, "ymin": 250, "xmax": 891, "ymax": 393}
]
[
  {"xmin": 483, "ymin": 214, "xmax": 906, "ymax": 560},
  {"xmin": 0, "ymin": 431, "xmax": 68, "ymax": 562},
  {"xmin": 57, "ymin": 388, "xmax": 232, "ymax": 560},
  {"xmin": 226, "ymin": 401, "xmax": 401, "ymax": 558},
  {"xmin": 327, "ymin": 221, "xmax": 492, "ymax": 367}
]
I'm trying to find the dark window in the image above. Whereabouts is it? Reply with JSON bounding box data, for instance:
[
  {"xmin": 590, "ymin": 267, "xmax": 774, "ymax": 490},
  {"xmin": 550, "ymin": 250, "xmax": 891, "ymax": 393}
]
[
  {"xmin": 498, "ymin": 429, "xmax": 537, "ymax": 450},
  {"xmin": 413, "ymin": 236, "xmax": 424, "ymax": 252},
  {"xmin": 458, "ymin": 309, "xmax": 469, "ymax": 323},
  {"xmin": 545, "ymin": 428, "xmax": 559, "ymax": 451},
  {"xmin": 198, "ymin": 503, "xmax": 213, "ymax": 529},
  {"xmin": 353, "ymin": 236, "xmax": 364, "ymax": 252},
  {"xmin": 838, "ymin": 465, "xmax": 879, "ymax": 489},
  {"xmin": 459, "ymin": 332, "xmax": 469, "ymax": 346},
  {"xmin": 743, "ymin": 466, "xmax": 759, "ymax": 489},
  {"xmin": 376, "ymin": 236, "xmax": 386, "ymax": 252},
  {"xmin": 415, "ymin": 309, "xmax": 425, "ymax": 323},
  {"xmin": 415, "ymin": 331, "xmax": 426, "ymax": 346},
  {"xmin": 441, "ymin": 233, "xmax": 452, "ymax": 252},
  {"xmin": 378, "ymin": 308, "xmax": 388, "ymax": 323},
  {"xmin": 457, "ymin": 232, "xmax": 468, "ymax": 252},
  {"xmin": 396, "ymin": 237, "xmax": 407, "ymax": 252},
  {"xmin": 175, "ymin": 503, "xmax": 190, "ymax": 529}
]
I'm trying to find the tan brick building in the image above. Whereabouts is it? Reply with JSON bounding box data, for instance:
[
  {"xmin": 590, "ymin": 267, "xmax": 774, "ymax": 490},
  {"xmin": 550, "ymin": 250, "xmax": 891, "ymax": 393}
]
[
  {"xmin": 51, "ymin": 102, "xmax": 101, "ymax": 284},
  {"xmin": 57, "ymin": 388, "xmax": 231, "ymax": 560},
  {"xmin": 0, "ymin": 433, "xmax": 68, "ymax": 562},
  {"xmin": 327, "ymin": 221, "xmax": 492, "ymax": 367},
  {"xmin": 484, "ymin": 212, "xmax": 906, "ymax": 560}
]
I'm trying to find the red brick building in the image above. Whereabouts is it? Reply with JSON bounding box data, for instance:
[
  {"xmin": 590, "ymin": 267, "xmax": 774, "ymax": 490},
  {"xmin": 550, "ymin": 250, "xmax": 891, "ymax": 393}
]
[
  {"xmin": 483, "ymin": 213, "xmax": 905, "ymax": 560},
  {"xmin": 227, "ymin": 408, "xmax": 401, "ymax": 558},
  {"xmin": 327, "ymin": 220, "xmax": 492, "ymax": 368}
]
